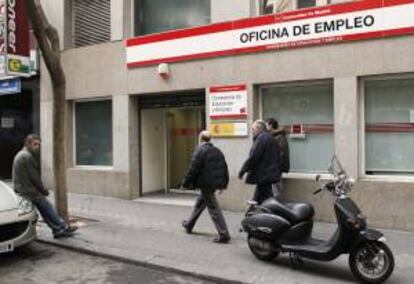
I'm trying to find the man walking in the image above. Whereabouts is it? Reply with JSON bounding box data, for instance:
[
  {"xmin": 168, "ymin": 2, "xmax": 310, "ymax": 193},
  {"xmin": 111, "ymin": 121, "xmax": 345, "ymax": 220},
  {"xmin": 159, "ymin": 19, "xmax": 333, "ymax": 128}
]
[
  {"xmin": 239, "ymin": 120, "xmax": 280, "ymax": 204},
  {"xmin": 266, "ymin": 118, "xmax": 290, "ymax": 197},
  {"xmin": 182, "ymin": 131, "xmax": 231, "ymax": 244},
  {"xmin": 12, "ymin": 134, "xmax": 77, "ymax": 238}
]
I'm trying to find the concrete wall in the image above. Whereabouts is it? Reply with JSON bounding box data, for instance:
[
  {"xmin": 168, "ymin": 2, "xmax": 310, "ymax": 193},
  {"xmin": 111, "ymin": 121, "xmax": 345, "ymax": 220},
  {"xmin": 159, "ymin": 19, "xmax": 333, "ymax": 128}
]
[
  {"xmin": 211, "ymin": 0, "xmax": 252, "ymax": 22},
  {"xmin": 111, "ymin": 0, "xmax": 124, "ymax": 41},
  {"xmin": 40, "ymin": 0, "xmax": 66, "ymax": 49},
  {"xmin": 39, "ymin": 0, "xmax": 414, "ymax": 231}
]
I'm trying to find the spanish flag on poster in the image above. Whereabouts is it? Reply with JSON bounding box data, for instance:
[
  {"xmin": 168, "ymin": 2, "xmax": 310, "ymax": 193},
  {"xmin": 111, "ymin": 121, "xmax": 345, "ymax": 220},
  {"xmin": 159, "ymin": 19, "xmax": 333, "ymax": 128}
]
[{"xmin": 210, "ymin": 122, "xmax": 248, "ymax": 137}]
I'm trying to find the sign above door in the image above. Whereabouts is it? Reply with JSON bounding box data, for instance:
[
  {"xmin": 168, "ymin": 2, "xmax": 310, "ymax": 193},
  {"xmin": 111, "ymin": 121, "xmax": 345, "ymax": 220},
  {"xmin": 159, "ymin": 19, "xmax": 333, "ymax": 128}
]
[{"xmin": 126, "ymin": 0, "xmax": 414, "ymax": 68}]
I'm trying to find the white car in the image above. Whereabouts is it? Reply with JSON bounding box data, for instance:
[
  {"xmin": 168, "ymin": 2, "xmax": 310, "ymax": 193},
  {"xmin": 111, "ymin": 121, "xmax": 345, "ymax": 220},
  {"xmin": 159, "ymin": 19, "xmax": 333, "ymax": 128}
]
[{"xmin": 0, "ymin": 181, "xmax": 37, "ymax": 253}]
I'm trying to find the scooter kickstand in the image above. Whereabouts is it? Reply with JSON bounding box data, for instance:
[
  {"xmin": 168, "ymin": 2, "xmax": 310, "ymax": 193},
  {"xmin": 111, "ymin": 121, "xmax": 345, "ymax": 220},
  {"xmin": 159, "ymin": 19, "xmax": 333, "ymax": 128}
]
[{"xmin": 289, "ymin": 252, "xmax": 304, "ymax": 269}]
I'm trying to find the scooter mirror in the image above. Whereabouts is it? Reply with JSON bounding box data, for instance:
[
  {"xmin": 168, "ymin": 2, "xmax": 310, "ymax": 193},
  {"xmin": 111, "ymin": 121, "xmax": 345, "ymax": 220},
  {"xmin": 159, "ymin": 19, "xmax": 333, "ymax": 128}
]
[{"xmin": 315, "ymin": 174, "xmax": 321, "ymax": 182}]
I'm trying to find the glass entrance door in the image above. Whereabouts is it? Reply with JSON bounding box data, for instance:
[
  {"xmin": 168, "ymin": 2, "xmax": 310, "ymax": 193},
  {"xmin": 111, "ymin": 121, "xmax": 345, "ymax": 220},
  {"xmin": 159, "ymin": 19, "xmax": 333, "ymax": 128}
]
[{"xmin": 166, "ymin": 107, "xmax": 205, "ymax": 191}]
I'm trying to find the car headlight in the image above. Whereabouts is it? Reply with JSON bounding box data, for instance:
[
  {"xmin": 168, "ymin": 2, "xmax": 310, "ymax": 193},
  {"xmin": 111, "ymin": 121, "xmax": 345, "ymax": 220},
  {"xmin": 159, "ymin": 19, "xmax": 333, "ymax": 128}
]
[{"xmin": 18, "ymin": 198, "xmax": 34, "ymax": 215}]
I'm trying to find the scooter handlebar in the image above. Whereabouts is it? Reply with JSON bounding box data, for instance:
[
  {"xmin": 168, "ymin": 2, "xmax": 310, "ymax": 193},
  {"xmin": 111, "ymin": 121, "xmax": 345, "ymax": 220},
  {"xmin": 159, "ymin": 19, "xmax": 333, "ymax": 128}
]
[{"xmin": 313, "ymin": 188, "xmax": 323, "ymax": 195}]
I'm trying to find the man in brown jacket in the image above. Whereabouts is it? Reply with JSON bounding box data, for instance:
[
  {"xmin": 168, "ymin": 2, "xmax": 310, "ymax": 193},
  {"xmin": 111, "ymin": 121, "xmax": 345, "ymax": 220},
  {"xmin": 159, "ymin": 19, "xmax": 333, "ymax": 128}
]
[{"xmin": 266, "ymin": 118, "xmax": 290, "ymax": 197}]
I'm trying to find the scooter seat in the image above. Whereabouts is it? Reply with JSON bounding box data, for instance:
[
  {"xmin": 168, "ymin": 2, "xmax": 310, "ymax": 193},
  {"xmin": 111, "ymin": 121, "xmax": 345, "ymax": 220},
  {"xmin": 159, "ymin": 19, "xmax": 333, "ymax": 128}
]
[{"xmin": 261, "ymin": 197, "xmax": 314, "ymax": 224}]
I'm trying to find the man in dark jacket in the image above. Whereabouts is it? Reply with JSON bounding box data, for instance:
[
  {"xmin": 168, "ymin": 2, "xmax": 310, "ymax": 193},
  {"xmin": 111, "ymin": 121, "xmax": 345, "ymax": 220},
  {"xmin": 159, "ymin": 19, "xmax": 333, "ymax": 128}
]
[
  {"xmin": 266, "ymin": 118, "xmax": 290, "ymax": 197},
  {"xmin": 182, "ymin": 131, "xmax": 231, "ymax": 243},
  {"xmin": 239, "ymin": 120, "xmax": 281, "ymax": 204},
  {"xmin": 12, "ymin": 134, "xmax": 78, "ymax": 238}
]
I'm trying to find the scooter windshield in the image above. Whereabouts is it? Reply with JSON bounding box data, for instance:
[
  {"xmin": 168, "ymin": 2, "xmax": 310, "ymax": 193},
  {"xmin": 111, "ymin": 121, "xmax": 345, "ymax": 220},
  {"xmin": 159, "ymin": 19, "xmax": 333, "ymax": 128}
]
[{"xmin": 329, "ymin": 155, "xmax": 346, "ymax": 178}]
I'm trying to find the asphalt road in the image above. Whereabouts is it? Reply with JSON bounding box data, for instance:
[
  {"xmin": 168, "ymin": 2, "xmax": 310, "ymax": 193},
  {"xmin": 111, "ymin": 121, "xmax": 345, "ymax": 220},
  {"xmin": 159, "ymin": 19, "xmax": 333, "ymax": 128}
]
[{"xmin": 0, "ymin": 242, "xmax": 216, "ymax": 284}]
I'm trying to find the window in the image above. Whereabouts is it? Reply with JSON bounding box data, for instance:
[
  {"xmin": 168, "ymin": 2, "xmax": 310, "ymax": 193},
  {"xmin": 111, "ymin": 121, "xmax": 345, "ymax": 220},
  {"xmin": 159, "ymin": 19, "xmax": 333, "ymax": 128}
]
[
  {"xmin": 261, "ymin": 82, "xmax": 334, "ymax": 173},
  {"xmin": 75, "ymin": 100, "xmax": 113, "ymax": 166},
  {"xmin": 134, "ymin": 0, "xmax": 211, "ymax": 36},
  {"xmin": 297, "ymin": 0, "xmax": 317, "ymax": 9},
  {"xmin": 365, "ymin": 77, "xmax": 414, "ymax": 176},
  {"xmin": 260, "ymin": 0, "xmax": 293, "ymax": 14},
  {"xmin": 72, "ymin": 0, "xmax": 111, "ymax": 47},
  {"xmin": 260, "ymin": 0, "xmax": 358, "ymax": 15}
]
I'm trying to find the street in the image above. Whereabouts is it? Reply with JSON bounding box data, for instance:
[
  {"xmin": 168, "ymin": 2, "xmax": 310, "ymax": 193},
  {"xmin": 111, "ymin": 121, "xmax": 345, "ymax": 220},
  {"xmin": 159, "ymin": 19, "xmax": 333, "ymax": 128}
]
[{"xmin": 0, "ymin": 242, "xmax": 215, "ymax": 284}]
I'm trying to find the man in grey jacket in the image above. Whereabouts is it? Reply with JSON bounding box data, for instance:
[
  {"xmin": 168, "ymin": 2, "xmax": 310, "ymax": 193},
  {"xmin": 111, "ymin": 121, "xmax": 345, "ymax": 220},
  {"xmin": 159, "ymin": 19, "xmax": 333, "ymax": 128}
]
[{"xmin": 12, "ymin": 134, "xmax": 77, "ymax": 238}]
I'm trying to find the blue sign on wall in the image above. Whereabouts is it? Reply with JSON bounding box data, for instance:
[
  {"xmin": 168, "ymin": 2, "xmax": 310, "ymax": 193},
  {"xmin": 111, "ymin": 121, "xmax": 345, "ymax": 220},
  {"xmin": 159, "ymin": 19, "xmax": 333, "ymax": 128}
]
[{"xmin": 0, "ymin": 78, "xmax": 21, "ymax": 96}]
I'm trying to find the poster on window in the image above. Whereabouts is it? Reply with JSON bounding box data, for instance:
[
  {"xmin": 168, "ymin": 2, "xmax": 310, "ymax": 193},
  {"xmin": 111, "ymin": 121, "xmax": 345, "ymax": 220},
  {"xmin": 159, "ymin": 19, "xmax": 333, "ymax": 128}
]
[{"xmin": 209, "ymin": 85, "xmax": 247, "ymax": 120}]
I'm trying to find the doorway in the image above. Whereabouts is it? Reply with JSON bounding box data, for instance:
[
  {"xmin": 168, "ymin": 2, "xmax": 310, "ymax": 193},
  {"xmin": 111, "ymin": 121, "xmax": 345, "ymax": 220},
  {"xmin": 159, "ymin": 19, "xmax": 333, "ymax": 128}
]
[
  {"xmin": 0, "ymin": 90, "xmax": 34, "ymax": 179},
  {"xmin": 139, "ymin": 92, "xmax": 205, "ymax": 196}
]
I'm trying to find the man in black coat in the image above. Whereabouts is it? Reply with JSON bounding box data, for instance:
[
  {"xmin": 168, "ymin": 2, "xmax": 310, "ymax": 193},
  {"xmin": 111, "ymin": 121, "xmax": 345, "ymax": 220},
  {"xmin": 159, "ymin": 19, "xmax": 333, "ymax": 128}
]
[
  {"xmin": 239, "ymin": 120, "xmax": 281, "ymax": 204},
  {"xmin": 182, "ymin": 131, "xmax": 231, "ymax": 243}
]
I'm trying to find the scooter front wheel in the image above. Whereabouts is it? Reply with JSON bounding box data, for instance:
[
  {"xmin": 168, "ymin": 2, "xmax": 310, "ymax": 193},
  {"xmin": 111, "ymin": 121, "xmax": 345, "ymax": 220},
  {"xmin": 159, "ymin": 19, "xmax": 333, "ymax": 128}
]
[
  {"xmin": 248, "ymin": 235, "xmax": 279, "ymax": 262},
  {"xmin": 349, "ymin": 241, "xmax": 394, "ymax": 283}
]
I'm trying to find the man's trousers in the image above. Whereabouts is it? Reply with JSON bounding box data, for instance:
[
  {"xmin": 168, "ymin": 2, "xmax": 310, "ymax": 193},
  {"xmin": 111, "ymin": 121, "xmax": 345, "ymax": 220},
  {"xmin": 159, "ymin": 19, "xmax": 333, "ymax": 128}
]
[
  {"xmin": 253, "ymin": 183, "xmax": 273, "ymax": 204},
  {"xmin": 185, "ymin": 189, "xmax": 230, "ymax": 238}
]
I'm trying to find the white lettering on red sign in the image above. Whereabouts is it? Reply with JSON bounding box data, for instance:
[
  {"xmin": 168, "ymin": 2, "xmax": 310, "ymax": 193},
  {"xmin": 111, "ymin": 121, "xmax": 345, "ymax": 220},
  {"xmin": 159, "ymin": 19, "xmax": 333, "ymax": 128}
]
[{"xmin": 7, "ymin": 0, "xmax": 16, "ymax": 53}]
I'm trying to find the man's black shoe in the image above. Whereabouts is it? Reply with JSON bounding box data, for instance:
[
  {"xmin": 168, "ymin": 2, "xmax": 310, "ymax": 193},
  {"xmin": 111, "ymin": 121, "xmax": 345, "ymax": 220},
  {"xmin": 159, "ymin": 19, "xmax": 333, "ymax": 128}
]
[
  {"xmin": 213, "ymin": 235, "xmax": 230, "ymax": 244},
  {"xmin": 66, "ymin": 225, "xmax": 78, "ymax": 233},
  {"xmin": 182, "ymin": 220, "xmax": 192, "ymax": 234},
  {"xmin": 53, "ymin": 230, "xmax": 74, "ymax": 239}
]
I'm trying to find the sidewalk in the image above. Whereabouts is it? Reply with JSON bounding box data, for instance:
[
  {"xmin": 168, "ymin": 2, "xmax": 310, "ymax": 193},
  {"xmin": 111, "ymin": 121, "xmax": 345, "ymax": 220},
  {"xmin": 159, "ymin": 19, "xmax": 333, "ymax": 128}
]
[{"xmin": 37, "ymin": 193, "xmax": 414, "ymax": 284}]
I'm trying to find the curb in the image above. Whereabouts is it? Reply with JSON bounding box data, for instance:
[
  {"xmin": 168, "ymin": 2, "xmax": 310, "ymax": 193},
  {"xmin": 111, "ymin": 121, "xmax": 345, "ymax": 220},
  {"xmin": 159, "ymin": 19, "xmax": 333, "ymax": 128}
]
[{"xmin": 36, "ymin": 238, "xmax": 247, "ymax": 284}]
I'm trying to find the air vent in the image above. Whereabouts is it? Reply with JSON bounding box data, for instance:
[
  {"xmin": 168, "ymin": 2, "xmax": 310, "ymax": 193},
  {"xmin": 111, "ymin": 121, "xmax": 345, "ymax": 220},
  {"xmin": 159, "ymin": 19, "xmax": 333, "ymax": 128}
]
[{"xmin": 72, "ymin": 0, "xmax": 111, "ymax": 47}]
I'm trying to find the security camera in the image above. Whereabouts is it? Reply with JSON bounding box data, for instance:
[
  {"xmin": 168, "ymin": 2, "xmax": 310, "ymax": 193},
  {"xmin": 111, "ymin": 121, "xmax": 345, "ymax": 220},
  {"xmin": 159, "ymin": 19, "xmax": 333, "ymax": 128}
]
[{"xmin": 158, "ymin": 63, "xmax": 169, "ymax": 79}]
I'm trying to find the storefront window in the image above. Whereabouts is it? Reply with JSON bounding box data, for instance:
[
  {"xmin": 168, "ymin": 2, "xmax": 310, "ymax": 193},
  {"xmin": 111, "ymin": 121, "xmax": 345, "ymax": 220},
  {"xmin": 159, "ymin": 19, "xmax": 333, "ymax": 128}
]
[
  {"xmin": 365, "ymin": 78, "xmax": 414, "ymax": 175},
  {"xmin": 260, "ymin": 0, "xmax": 317, "ymax": 15},
  {"xmin": 75, "ymin": 100, "xmax": 113, "ymax": 166},
  {"xmin": 297, "ymin": 0, "xmax": 316, "ymax": 9},
  {"xmin": 134, "ymin": 0, "xmax": 211, "ymax": 36},
  {"xmin": 262, "ymin": 82, "xmax": 334, "ymax": 173},
  {"xmin": 259, "ymin": 0, "xmax": 356, "ymax": 15}
]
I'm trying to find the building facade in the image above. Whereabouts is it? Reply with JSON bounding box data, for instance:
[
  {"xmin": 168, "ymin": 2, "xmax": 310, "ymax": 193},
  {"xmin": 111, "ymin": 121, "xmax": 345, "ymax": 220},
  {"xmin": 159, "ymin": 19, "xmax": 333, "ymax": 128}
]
[{"xmin": 40, "ymin": 0, "xmax": 414, "ymax": 231}]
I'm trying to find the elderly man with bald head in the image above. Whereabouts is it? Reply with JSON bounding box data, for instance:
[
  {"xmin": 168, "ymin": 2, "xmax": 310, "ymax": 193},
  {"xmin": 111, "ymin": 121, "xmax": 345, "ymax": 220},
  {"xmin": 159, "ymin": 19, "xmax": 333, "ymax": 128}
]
[
  {"xmin": 181, "ymin": 130, "xmax": 231, "ymax": 243},
  {"xmin": 239, "ymin": 120, "xmax": 281, "ymax": 204}
]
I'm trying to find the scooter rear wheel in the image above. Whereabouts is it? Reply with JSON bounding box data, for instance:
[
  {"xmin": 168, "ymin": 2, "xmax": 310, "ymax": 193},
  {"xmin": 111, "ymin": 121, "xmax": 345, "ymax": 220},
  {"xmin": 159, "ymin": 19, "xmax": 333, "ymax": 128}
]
[
  {"xmin": 248, "ymin": 235, "xmax": 279, "ymax": 262},
  {"xmin": 349, "ymin": 241, "xmax": 394, "ymax": 283}
]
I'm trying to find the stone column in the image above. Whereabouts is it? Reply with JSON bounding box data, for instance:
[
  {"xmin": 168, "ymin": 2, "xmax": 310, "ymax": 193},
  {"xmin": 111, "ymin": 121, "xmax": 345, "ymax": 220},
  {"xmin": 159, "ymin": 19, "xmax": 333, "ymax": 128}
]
[{"xmin": 334, "ymin": 77, "xmax": 359, "ymax": 178}]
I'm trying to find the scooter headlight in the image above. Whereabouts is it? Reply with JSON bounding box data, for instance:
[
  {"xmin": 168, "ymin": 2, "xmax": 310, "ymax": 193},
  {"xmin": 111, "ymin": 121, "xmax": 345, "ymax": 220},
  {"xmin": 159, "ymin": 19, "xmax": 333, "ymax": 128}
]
[
  {"xmin": 18, "ymin": 198, "xmax": 34, "ymax": 216},
  {"xmin": 347, "ymin": 177, "xmax": 355, "ymax": 187}
]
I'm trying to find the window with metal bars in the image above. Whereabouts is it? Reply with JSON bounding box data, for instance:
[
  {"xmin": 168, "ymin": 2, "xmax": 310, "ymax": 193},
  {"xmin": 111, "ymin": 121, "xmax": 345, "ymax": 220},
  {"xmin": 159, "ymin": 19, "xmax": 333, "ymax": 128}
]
[{"xmin": 72, "ymin": 0, "xmax": 111, "ymax": 48}]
